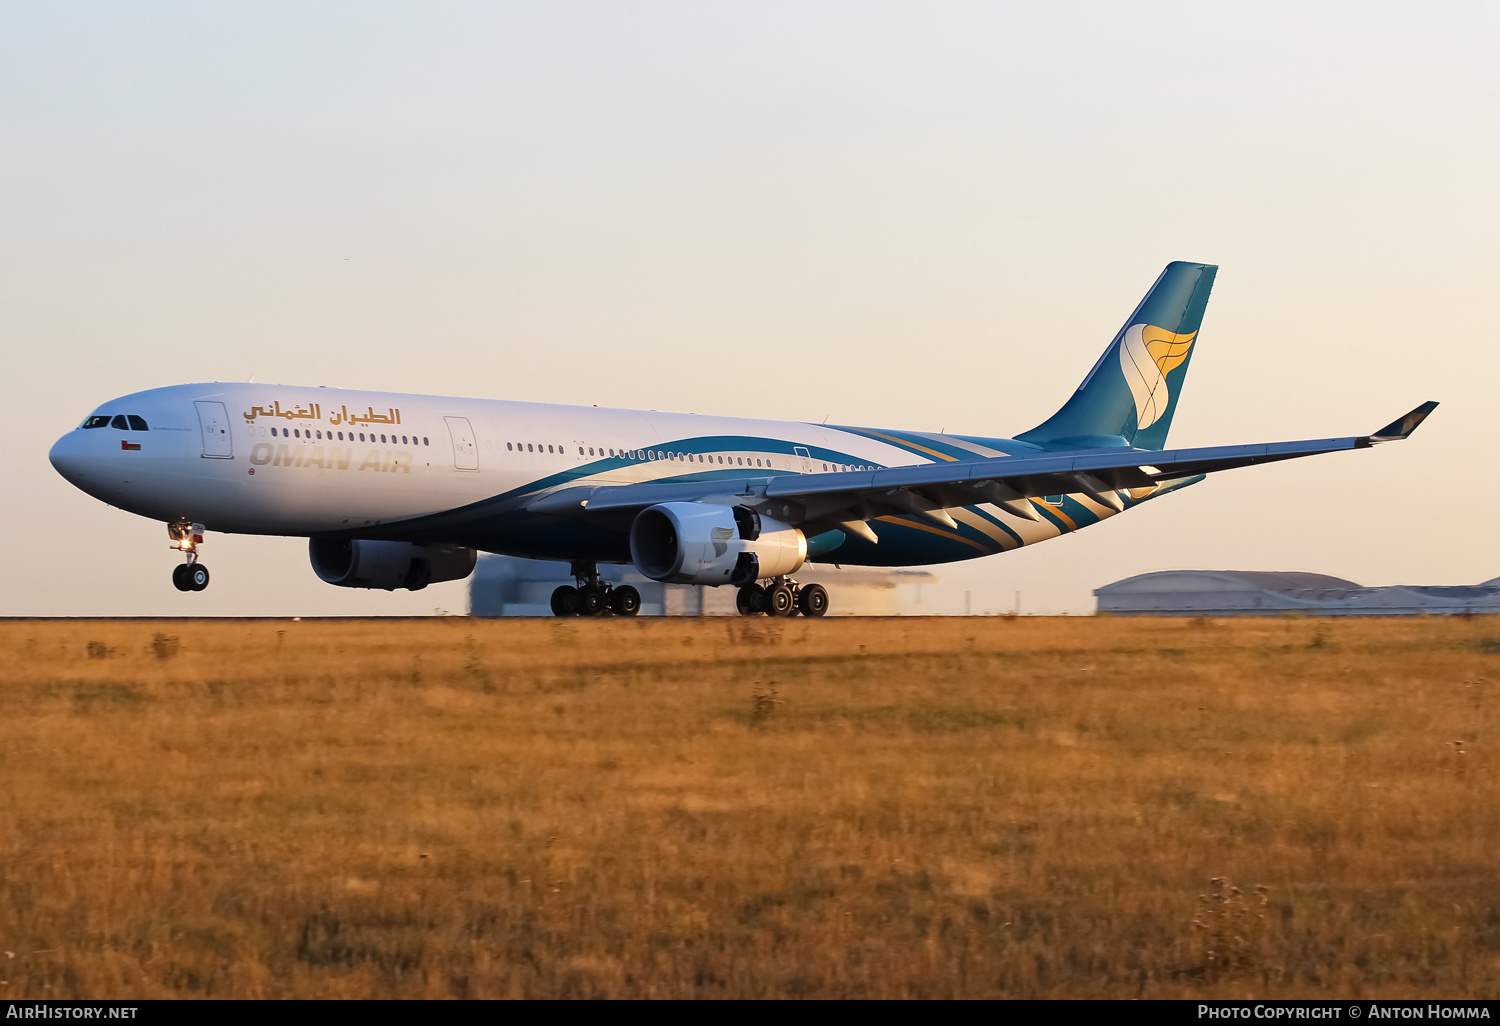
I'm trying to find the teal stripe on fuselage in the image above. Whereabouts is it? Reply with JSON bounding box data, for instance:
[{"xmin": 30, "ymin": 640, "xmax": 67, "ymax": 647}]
[
  {"xmin": 830, "ymin": 425, "xmax": 983, "ymax": 463},
  {"xmin": 577, "ymin": 434, "xmax": 889, "ymax": 475},
  {"xmin": 949, "ymin": 433, "xmax": 1043, "ymax": 457},
  {"xmin": 373, "ymin": 432, "xmax": 890, "ymax": 534}
]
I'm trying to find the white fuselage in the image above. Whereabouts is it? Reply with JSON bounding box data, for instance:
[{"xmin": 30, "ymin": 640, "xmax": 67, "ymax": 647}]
[{"xmin": 50, "ymin": 382, "xmax": 1095, "ymax": 568}]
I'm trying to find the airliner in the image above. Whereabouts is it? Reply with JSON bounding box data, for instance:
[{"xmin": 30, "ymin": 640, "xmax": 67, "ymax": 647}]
[{"xmin": 48, "ymin": 262, "xmax": 1435, "ymax": 617}]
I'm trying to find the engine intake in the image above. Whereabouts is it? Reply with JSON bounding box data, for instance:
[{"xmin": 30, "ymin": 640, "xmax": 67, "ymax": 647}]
[
  {"xmin": 629, "ymin": 502, "xmax": 805, "ymax": 585},
  {"xmin": 309, "ymin": 538, "xmax": 477, "ymax": 591}
]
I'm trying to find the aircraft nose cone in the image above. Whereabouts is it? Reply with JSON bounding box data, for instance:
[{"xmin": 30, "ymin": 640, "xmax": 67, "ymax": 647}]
[{"xmin": 49, "ymin": 430, "xmax": 91, "ymax": 488}]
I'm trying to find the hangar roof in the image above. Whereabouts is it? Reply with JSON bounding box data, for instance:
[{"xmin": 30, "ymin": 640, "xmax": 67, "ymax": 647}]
[
  {"xmin": 1096, "ymin": 570, "xmax": 1362, "ymax": 595},
  {"xmin": 1095, "ymin": 570, "xmax": 1500, "ymax": 616}
]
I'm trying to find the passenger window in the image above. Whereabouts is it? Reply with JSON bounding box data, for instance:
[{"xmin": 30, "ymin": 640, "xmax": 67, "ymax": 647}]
[
  {"xmin": 424, "ymin": 437, "xmax": 429, "ymax": 446},
  {"xmin": 337, "ymin": 432, "xmax": 343, "ymax": 440},
  {"xmin": 272, "ymin": 427, "xmax": 279, "ymax": 437},
  {"xmin": 359, "ymin": 433, "xmax": 366, "ymax": 441},
  {"xmin": 402, "ymin": 435, "xmax": 408, "ymax": 445},
  {"xmin": 111, "ymin": 415, "xmax": 128, "ymax": 429},
  {"xmin": 127, "ymin": 415, "xmax": 148, "ymax": 431}
]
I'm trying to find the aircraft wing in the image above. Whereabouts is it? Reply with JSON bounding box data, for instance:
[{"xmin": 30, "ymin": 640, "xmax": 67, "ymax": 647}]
[{"xmin": 532, "ymin": 402, "xmax": 1438, "ymax": 531}]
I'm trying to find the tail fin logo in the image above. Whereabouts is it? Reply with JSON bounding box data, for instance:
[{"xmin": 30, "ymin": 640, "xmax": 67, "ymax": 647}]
[{"xmin": 1119, "ymin": 323, "xmax": 1196, "ymax": 430}]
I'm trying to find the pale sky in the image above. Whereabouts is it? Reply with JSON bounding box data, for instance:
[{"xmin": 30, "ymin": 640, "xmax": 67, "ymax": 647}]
[{"xmin": 3, "ymin": 1, "xmax": 1496, "ymax": 616}]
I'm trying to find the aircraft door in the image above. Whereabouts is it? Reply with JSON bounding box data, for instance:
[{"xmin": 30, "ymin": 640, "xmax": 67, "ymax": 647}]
[
  {"xmin": 445, "ymin": 416, "xmax": 479, "ymax": 471},
  {"xmin": 795, "ymin": 446, "xmax": 813, "ymax": 473},
  {"xmin": 194, "ymin": 401, "xmax": 233, "ymax": 458}
]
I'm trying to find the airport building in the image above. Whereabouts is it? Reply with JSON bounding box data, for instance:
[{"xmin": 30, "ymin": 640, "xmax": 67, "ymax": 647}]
[
  {"xmin": 1095, "ymin": 570, "xmax": 1500, "ymax": 617},
  {"xmin": 470, "ymin": 554, "xmax": 938, "ymax": 617}
]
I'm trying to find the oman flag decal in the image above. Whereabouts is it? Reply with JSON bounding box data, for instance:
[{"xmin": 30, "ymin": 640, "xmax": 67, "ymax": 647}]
[{"xmin": 121, "ymin": 440, "xmax": 141, "ymax": 451}]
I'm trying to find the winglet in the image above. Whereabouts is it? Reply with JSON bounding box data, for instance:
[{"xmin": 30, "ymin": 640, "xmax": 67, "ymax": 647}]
[{"xmin": 1368, "ymin": 401, "xmax": 1439, "ymax": 444}]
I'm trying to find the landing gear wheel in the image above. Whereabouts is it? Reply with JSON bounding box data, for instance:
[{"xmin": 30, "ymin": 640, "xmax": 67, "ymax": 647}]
[
  {"xmin": 172, "ymin": 564, "xmax": 192, "ymax": 592},
  {"xmin": 737, "ymin": 585, "xmax": 763, "ymax": 616},
  {"xmin": 611, "ymin": 585, "xmax": 641, "ymax": 617},
  {"xmin": 550, "ymin": 585, "xmax": 580, "ymax": 617},
  {"xmin": 579, "ymin": 586, "xmax": 607, "ymax": 617},
  {"xmin": 766, "ymin": 583, "xmax": 796, "ymax": 617},
  {"xmin": 187, "ymin": 564, "xmax": 210, "ymax": 592},
  {"xmin": 798, "ymin": 583, "xmax": 829, "ymax": 617}
]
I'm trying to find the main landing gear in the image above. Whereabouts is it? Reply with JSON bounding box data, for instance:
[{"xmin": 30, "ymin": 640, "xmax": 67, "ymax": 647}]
[
  {"xmin": 737, "ymin": 578, "xmax": 828, "ymax": 618},
  {"xmin": 168, "ymin": 520, "xmax": 210, "ymax": 592},
  {"xmin": 551, "ymin": 562, "xmax": 640, "ymax": 618}
]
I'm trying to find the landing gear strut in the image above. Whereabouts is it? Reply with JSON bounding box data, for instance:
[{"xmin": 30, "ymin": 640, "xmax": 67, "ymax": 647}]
[
  {"xmin": 737, "ymin": 578, "xmax": 828, "ymax": 618},
  {"xmin": 551, "ymin": 562, "xmax": 640, "ymax": 618},
  {"xmin": 168, "ymin": 521, "xmax": 209, "ymax": 592}
]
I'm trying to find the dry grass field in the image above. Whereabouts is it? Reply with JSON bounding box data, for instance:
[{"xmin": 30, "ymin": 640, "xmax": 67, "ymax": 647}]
[{"xmin": 2, "ymin": 614, "xmax": 1499, "ymax": 999}]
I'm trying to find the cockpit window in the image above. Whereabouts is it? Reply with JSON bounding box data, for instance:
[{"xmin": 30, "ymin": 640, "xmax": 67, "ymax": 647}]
[
  {"xmin": 82, "ymin": 415, "xmax": 111, "ymax": 429},
  {"xmin": 127, "ymin": 415, "xmax": 148, "ymax": 431},
  {"xmin": 110, "ymin": 415, "xmax": 129, "ymax": 430}
]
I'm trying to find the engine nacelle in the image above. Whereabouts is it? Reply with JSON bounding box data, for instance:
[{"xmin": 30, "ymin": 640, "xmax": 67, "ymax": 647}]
[
  {"xmin": 629, "ymin": 502, "xmax": 805, "ymax": 586},
  {"xmin": 309, "ymin": 538, "xmax": 477, "ymax": 591}
]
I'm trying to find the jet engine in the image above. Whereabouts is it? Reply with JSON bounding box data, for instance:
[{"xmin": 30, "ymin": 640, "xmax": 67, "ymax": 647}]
[
  {"xmin": 629, "ymin": 502, "xmax": 805, "ymax": 586},
  {"xmin": 309, "ymin": 538, "xmax": 477, "ymax": 591}
]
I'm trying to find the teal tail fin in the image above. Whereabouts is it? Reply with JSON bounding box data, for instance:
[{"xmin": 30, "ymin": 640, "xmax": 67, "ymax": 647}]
[{"xmin": 1018, "ymin": 261, "xmax": 1218, "ymax": 451}]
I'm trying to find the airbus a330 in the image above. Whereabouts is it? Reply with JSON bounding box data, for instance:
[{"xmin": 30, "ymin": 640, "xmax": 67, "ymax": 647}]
[{"xmin": 49, "ymin": 261, "xmax": 1435, "ymax": 617}]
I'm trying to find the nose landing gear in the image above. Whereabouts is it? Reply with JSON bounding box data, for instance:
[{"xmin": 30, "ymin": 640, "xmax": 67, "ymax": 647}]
[{"xmin": 169, "ymin": 521, "xmax": 210, "ymax": 592}]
